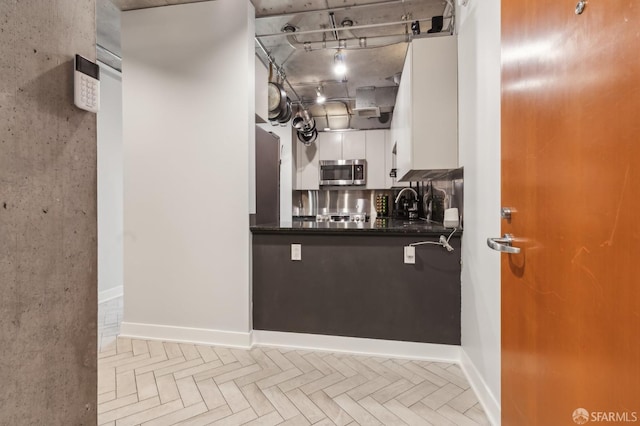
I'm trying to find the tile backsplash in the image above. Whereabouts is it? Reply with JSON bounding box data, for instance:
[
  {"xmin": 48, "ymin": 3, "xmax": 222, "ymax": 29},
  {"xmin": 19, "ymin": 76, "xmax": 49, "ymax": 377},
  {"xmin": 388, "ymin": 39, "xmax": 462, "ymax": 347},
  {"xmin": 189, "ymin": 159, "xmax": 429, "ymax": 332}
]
[
  {"xmin": 292, "ymin": 189, "xmax": 394, "ymax": 217},
  {"xmin": 292, "ymin": 170, "xmax": 463, "ymax": 226}
]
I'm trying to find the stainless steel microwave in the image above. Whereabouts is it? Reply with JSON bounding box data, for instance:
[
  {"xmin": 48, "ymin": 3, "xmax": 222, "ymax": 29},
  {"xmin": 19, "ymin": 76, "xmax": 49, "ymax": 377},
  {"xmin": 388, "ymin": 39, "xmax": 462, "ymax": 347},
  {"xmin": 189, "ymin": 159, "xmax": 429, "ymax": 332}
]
[{"xmin": 319, "ymin": 159, "xmax": 366, "ymax": 186}]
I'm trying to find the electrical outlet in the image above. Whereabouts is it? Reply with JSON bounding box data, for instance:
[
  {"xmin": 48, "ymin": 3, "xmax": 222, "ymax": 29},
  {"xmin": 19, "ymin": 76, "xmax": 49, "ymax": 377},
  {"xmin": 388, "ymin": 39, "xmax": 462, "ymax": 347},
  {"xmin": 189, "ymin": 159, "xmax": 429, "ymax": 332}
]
[
  {"xmin": 291, "ymin": 244, "xmax": 302, "ymax": 261},
  {"xmin": 404, "ymin": 246, "xmax": 415, "ymax": 264}
]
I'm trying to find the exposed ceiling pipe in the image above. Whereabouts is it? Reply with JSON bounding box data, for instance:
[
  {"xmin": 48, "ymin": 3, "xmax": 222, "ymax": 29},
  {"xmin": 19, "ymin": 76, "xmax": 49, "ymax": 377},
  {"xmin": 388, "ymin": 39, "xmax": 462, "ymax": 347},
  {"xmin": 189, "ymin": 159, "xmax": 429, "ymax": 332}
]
[
  {"xmin": 257, "ymin": 17, "xmax": 450, "ymax": 39},
  {"xmin": 282, "ymin": 17, "xmax": 368, "ymax": 53},
  {"xmin": 255, "ymin": 0, "xmax": 418, "ymax": 20},
  {"xmin": 288, "ymin": 79, "xmax": 348, "ymax": 88},
  {"xmin": 300, "ymin": 97, "xmax": 355, "ymax": 106},
  {"xmin": 286, "ymin": 33, "xmax": 410, "ymax": 52}
]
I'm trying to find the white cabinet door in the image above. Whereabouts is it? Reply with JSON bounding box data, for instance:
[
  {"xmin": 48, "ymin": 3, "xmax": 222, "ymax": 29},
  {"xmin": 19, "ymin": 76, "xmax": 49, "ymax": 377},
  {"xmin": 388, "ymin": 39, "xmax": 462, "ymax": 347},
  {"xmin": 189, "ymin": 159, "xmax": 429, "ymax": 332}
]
[
  {"xmin": 342, "ymin": 131, "xmax": 366, "ymax": 159},
  {"xmin": 391, "ymin": 36, "xmax": 458, "ymax": 181},
  {"xmin": 365, "ymin": 130, "xmax": 386, "ymax": 189},
  {"xmin": 318, "ymin": 132, "xmax": 342, "ymax": 161},
  {"xmin": 296, "ymin": 142, "xmax": 319, "ymax": 190},
  {"xmin": 411, "ymin": 36, "xmax": 458, "ymax": 171},
  {"xmin": 385, "ymin": 132, "xmax": 409, "ymax": 189},
  {"xmin": 394, "ymin": 42, "xmax": 412, "ymax": 182},
  {"xmin": 318, "ymin": 131, "xmax": 366, "ymax": 161},
  {"xmin": 384, "ymin": 130, "xmax": 394, "ymax": 189}
]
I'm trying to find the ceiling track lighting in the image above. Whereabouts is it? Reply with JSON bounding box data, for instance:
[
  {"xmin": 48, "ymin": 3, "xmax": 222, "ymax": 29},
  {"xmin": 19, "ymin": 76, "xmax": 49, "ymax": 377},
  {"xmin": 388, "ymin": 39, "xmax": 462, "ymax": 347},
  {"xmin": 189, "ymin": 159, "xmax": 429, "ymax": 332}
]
[
  {"xmin": 334, "ymin": 49, "xmax": 347, "ymax": 76},
  {"xmin": 316, "ymin": 86, "xmax": 326, "ymax": 104}
]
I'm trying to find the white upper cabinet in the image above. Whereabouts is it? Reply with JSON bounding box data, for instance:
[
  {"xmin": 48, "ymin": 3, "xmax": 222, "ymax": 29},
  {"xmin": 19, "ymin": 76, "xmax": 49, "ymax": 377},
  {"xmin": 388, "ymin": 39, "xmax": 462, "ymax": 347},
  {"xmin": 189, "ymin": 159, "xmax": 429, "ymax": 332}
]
[
  {"xmin": 342, "ymin": 132, "xmax": 366, "ymax": 159},
  {"xmin": 295, "ymin": 129, "xmax": 401, "ymax": 190},
  {"xmin": 365, "ymin": 130, "xmax": 386, "ymax": 189},
  {"xmin": 318, "ymin": 131, "xmax": 366, "ymax": 161},
  {"xmin": 318, "ymin": 132, "xmax": 343, "ymax": 161},
  {"xmin": 392, "ymin": 36, "xmax": 458, "ymax": 181},
  {"xmin": 384, "ymin": 134, "xmax": 409, "ymax": 189},
  {"xmin": 295, "ymin": 141, "xmax": 319, "ymax": 190}
]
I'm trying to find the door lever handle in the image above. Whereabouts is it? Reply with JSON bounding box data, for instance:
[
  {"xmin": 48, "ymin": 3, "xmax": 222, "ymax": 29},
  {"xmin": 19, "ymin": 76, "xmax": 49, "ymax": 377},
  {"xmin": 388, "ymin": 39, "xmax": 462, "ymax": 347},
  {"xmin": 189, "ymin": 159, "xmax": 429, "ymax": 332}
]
[{"xmin": 487, "ymin": 234, "xmax": 521, "ymax": 254}]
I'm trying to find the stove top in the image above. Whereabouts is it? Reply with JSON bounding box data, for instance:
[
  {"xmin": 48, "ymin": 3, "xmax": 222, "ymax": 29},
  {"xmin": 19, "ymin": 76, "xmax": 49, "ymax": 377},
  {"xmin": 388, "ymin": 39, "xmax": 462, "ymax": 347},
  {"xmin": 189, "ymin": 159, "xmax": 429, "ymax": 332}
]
[{"xmin": 316, "ymin": 213, "xmax": 369, "ymax": 223}]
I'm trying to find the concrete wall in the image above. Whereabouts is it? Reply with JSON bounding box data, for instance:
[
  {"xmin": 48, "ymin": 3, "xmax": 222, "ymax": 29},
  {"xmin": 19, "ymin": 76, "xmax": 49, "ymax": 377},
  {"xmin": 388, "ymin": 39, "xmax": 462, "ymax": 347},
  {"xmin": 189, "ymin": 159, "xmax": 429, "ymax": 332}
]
[
  {"xmin": 0, "ymin": 1, "xmax": 97, "ymax": 424},
  {"xmin": 457, "ymin": 0, "xmax": 502, "ymax": 423},
  {"xmin": 121, "ymin": 0, "xmax": 255, "ymax": 346},
  {"xmin": 97, "ymin": 63, "xmax": 124, "ymax": 302}
]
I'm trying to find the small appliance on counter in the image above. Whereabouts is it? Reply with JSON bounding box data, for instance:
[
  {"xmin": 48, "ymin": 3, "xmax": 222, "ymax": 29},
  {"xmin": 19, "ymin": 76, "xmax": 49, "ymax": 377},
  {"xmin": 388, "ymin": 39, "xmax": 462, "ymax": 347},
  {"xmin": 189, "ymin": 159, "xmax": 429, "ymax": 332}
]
[{"xmin": 443, "ymin": 208, "xmax": 460, "ymax": 228}]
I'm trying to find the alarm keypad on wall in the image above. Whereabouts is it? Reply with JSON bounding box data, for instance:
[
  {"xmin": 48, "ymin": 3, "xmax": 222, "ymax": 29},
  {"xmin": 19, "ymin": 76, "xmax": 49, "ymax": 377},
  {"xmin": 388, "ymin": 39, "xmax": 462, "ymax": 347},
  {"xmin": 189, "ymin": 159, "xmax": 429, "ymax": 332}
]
[{"xmin": 74, "ymin": 54, "xmax": 100, "ymax": 113}]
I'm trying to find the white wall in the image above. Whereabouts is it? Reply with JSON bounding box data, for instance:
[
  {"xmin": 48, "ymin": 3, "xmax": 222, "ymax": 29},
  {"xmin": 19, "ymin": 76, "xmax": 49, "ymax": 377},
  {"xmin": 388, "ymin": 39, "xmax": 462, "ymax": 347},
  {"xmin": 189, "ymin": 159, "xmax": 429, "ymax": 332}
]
[
  {"xmin": 255, "ymin": 56, "xmax": 268, "ymax": 123},
  {"xmin": 97, "ymin": 63, "xmax": 124, "ymax": 302},
  {"xmin": 457, "ymin": 0, "xmax": 502, "ymax": 423},
  {"xmin": 258, "ymin": 123, "xmax": 293, "ymax": 222},
  {"xmin": 121, "ymin": 0, "xmax": 255, "ymax": 345}
]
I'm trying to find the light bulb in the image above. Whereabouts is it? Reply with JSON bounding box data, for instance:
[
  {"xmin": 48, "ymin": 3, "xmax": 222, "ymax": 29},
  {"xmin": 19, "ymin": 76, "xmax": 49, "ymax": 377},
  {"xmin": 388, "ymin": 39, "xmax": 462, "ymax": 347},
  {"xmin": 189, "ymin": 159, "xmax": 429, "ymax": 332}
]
[
  {"xmin": 316, "ymin": 87, "xmax": 326, "ymax": 104},
  {"xmin": 334, "ymin": 50, "xmax": 347, "ymax": 76}
]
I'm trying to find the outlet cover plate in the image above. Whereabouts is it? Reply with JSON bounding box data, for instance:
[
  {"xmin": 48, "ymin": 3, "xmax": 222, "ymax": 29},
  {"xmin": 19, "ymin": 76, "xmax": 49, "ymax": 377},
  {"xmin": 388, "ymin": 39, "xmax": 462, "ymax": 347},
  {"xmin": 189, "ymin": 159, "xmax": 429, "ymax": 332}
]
[
  {"xmin": 291, "ymin": 244, "xmax": 302, "ymax": 261},
  {"xmin": 404, "ymin": 246, "xmax": 415, "ymax": 264}
]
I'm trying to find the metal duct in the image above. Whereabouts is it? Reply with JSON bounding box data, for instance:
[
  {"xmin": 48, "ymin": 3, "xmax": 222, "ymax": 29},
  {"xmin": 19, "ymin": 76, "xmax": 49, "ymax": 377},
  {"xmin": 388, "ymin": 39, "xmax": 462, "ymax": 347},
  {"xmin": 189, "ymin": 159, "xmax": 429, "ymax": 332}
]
[{"xmin": 353, "ymin": 86, "xmax": 398, "ymax": 117}]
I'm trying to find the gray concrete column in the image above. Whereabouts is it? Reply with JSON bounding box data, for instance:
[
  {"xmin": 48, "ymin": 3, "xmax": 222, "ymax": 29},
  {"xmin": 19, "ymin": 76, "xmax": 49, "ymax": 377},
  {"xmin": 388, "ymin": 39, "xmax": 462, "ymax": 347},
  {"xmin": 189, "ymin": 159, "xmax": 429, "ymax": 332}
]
[{"xmin": 0, "ymin": 0, "xmax": 98, "ymax": 424}]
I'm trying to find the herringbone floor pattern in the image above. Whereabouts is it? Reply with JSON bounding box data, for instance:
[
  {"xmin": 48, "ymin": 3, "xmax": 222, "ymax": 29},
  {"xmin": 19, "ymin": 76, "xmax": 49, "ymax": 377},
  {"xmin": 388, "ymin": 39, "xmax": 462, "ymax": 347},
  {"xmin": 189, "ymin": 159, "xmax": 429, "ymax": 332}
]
[
  {"xmin": 98, "ymin": 300, "xmax": 490, "ymax": 425},
  {"xmin": 98, "ymin": 339, "xmax": 489, "ymax": 426}
]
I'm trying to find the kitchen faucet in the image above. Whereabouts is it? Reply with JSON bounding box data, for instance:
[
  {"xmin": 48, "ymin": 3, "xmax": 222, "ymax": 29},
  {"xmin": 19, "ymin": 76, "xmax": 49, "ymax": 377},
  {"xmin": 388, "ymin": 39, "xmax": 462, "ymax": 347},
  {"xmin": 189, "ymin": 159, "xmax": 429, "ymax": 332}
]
[{"xmin": 394, "ymin": 187, "xmax": 418, "ymax": 204}]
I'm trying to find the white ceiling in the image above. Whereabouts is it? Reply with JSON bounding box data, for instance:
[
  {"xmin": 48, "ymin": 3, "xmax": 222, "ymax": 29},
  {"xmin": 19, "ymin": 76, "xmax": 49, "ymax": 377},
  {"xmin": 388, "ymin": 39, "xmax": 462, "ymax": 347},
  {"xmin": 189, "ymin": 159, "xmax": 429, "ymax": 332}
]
[{"xmin": 97, "ymin": 0, "xmax": 454, "ymax": 130}]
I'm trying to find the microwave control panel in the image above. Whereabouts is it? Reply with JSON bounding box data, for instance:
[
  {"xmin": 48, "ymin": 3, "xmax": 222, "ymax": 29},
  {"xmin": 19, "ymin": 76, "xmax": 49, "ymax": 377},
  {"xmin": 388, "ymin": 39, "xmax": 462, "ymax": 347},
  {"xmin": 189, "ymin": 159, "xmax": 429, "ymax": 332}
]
[{"xmin": 74, "ymin": 54, "xmax": 100, "ymax": 113}]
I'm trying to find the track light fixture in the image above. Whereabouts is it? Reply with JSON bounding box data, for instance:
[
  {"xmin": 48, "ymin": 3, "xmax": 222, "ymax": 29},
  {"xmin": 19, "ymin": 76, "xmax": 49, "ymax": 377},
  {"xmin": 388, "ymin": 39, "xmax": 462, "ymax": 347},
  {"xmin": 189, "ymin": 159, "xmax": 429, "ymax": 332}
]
[
  {"xmin": 316, "ymin": 86, "xmax": 326, "ymax": 104},
  {"xmin": 334, "ymin": 49, "xmax": 347, "ymax": 76}
]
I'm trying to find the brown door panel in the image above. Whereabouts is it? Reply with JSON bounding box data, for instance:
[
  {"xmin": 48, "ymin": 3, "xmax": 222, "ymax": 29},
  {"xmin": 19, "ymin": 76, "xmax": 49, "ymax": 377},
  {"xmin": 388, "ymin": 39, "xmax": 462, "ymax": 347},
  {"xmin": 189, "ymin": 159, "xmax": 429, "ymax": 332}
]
[{"xmin": 501, "ymin": 0, "xmax": 640, "ymax": 424}]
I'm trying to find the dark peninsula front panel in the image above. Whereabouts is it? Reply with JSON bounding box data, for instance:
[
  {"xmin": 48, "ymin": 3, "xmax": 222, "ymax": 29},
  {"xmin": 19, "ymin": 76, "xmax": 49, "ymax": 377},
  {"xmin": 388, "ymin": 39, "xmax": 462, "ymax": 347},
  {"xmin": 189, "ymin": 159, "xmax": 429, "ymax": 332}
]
[{"xmin": 252, "ymin": 233, "xmax": 461, "ymax": 345}]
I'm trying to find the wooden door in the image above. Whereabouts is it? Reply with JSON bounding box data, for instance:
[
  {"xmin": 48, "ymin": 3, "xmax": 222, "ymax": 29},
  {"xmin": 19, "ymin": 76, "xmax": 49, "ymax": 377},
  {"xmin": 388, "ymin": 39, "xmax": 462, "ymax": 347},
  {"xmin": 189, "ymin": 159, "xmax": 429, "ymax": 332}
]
[{"xmin": 500, "ymin": 0, "xmax": 640, "ymax": 424}]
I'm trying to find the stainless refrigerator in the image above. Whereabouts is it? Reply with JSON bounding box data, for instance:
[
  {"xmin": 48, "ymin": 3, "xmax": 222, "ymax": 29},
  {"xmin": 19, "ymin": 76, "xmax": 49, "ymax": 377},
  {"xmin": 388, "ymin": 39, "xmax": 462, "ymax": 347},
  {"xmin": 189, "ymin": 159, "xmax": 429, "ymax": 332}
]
[{"xmin": 254, "ymin": 126, "xmax": 280, "ymax": 225}]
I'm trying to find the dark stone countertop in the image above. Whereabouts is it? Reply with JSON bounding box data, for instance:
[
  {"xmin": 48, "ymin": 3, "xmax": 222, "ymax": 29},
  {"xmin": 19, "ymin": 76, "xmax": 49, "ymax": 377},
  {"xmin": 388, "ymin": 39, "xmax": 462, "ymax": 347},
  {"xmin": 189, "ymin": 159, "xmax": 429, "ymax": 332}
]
[{"xmin": 250, "ymin": 218, "xmax": 462, "ymax": 237}]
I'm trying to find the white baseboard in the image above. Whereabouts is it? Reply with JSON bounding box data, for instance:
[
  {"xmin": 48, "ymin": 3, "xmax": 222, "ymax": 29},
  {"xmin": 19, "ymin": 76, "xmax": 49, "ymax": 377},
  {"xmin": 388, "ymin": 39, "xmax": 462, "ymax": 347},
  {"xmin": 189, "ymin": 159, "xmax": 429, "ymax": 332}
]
[
  {"xmin": 98, "ymin": 285, "xmax": 123, "ymax": 304},
  {"xmin": 460, "ymin": 349, "xmax": 501, "ymax": 426},
  {"xmin": 120, "ymin": 321, "xmax": 252, "ymax": 349},
  {"xmin": 252, "ymin": 330, "xmax": 461, "ymax": 363},
  {"xmin": 118, "ymin": 324, "xmax": 461, "ymax": 374}
]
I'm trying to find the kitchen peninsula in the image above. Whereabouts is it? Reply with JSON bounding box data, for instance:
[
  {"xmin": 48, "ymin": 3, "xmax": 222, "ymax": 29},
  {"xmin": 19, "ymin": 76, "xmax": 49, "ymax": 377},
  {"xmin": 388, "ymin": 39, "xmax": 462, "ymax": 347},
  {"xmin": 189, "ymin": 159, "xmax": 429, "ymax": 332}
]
[{"xmin": 251, "ymin": 221, "xmax": 462, "ymax": 346}]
